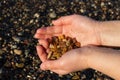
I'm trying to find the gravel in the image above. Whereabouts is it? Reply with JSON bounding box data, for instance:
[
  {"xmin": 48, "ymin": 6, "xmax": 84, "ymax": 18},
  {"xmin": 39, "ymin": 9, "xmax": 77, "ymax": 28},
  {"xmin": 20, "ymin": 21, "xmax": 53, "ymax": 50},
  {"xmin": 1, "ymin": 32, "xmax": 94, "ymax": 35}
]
[{"xmin": 0, "ymin": 0, "xmax": 120, "ymax": 80}]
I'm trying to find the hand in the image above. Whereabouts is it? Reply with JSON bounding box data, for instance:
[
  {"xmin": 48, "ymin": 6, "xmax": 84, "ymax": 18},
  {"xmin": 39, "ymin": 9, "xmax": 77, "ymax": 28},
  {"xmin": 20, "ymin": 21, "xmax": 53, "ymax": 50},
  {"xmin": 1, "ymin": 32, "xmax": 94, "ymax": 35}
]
[
  {"xmin": 34, "ymin": 14, "xmax": 101, "ymax": 46},
  {"xmin": 36, "ymin": 45, "xmax": 89, "ymax": 75}
]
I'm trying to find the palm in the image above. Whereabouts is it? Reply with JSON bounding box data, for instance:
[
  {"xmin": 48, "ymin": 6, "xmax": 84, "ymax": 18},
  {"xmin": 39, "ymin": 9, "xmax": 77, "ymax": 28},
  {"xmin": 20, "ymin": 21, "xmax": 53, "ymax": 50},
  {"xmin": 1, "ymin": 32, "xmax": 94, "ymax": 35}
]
[{"xmin": 62, "ymin": 23, "xmax": 98, "ymax": 46}]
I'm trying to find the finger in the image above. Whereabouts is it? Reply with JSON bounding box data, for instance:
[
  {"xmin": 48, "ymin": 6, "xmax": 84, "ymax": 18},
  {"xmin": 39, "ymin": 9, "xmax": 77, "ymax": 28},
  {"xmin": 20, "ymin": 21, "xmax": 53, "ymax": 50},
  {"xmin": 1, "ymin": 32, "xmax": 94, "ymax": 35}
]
[
  {"xmin": 52, "ymin": 70, "xmax": 68, "ymax": 76},
  {"xmin": 40, "ymin": 60, "xmax": 60, "ymax": 70},
  {"xmin": 36, "ymin": 45, "xmax": 47, "ymax": 62},
  {"xmin": 36, "ymin": 26, "xmax": 62, "ymax": 34},
  {"xmin": 34, "ymin": 33, "xmax": 60, "ymax": 39},
  {"xmin": 52, "ymin": 15, "xmax": 75, "ymax": 26},
  {"xmin": 38, "ymin": 39, "xmax": 49, "ymax": 49},
  {"xmin": 34, "ymin": 33, "xmax": 52, "ymax": 39}
]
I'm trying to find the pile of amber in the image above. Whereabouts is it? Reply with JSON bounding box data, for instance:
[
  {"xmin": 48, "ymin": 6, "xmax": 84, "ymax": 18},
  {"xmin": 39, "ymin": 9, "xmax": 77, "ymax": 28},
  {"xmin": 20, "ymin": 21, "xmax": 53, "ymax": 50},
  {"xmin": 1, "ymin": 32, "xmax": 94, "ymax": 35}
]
[{"xmin": 47, "ymin": 35, "xmax": 81, "ymax": 60}]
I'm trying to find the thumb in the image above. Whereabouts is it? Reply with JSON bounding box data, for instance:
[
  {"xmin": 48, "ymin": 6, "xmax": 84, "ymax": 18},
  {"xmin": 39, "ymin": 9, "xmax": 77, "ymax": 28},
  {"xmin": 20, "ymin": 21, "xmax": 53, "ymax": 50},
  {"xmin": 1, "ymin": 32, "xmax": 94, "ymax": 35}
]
[
  {"xmin": 52, "ymin": 15, "xmax": 74, "ymax": 26},
  {"xmin": 40, "ymin": 60, "xmax": 60, "ymax": 70}
]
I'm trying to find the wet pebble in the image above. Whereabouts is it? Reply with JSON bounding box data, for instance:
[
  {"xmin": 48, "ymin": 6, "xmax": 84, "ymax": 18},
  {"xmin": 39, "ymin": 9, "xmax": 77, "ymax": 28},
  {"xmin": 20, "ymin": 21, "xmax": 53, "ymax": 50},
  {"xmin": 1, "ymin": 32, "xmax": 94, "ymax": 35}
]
[
  {"xmin": 0, "ymin": 50, "xmax": 5, "ymax": 55},
  {"xmin": 72, "ymin": 75, "xmax": 80, "ymax": 80},
  {"xmin": 12, "ymin": 36, "xmax": 22, "ymax": 43},
  {"xmin": 0, "ymin": 37, "xmax": 2, "ymax": 40},
  {"xmin": 49, "ymin": 11, "xmax": 57, "ymax": 18},
  {"xmin": 14, "ymin": 49, "xmax": 22, "ymax": 55},
  {"xmin": 34, "ymin": 13, "xmax": 40, "ymax": 18},
  {"xmin": 29, "ymin": 19, "xmax": 34, "ymax": 24},
  {"xmin": 15, "ymin": 63, "xmax": 24, "ymax": 68},
  {"xmin": 4, "ymin": 60, "xmax": 11, "ymax": 67},
  {"xmin": 0, "ymin": 69, "xmax": 2, "ymax": 78}
]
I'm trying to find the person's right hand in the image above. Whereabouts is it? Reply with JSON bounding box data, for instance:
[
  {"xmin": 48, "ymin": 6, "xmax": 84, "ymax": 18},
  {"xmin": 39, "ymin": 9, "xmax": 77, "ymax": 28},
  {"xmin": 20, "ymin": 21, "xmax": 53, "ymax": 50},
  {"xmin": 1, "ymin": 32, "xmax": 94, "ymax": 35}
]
[
  {"xmin": 34, "ymin": 14, "xmax": 101, "ymax": 46},
  {"xmin": 36, "ymin": 45, "xmax": 90, "ymax": 75}
]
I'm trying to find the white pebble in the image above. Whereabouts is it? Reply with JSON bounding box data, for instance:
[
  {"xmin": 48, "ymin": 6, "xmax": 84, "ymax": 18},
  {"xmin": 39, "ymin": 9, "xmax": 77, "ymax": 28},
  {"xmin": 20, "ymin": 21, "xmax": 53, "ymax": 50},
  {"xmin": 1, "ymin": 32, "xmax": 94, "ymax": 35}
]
[{"xmin": 34, "ymin": 13, "xmax": 40, "ymax": 18}]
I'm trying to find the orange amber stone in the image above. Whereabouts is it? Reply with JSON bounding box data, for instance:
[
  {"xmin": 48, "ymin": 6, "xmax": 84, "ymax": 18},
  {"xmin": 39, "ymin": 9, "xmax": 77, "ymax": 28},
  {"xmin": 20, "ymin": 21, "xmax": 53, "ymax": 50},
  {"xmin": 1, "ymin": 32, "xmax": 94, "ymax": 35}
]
[{"xmin": 47, "ymin": 35, "xmax": 81, "ymax": 60}]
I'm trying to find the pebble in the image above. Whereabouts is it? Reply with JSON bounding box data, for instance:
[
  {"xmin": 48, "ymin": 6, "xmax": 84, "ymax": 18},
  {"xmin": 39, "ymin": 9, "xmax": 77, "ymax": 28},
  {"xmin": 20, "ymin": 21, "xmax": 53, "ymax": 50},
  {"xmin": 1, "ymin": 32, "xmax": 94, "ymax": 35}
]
[
  {"xmin": 15, "ymin": 63, "xmax": 24, "ymax": 68},
  {"xmin": 14, "ymin": 49, "xmax": 22, "ymax": 55},
  {"xmin": 0, "ymin": 50, "xmax": 4, "ymax": 55},
  {"xmin": 10, "ymin": 44, "xmax": 17, "ymax": 49},
  {"xmin": 0, "ymin": 69, "xmax": 2, "ymax": 74},
  {"xmin": 34, "ymin": 13, "xmax": 40, "ymax": 18},
  {"xmin": 80, "ymin": 9, "xmax": 85, "ymax": 13},
  {"xmin": 101, "ymin": 2, "xmax": 105, "ymax": 7},
  {"xmin": 0, "ymin": 69, "xmax": 2, "ymax": 78},
  {"xmin": 4, "ymin": 60, "xmax": 11, "ymax": 67},
  {"xmin": 29, "ymin": 19, "xmax": 34, "ymax": 24},
  {"xmin": 17, "ymin": 32, "xmax": 24, "ymax": 36},
  {"xmin": 0, "ymin": 37, "xmax": 2, "ymax": 40},
  {"xmin": 72, "ymin": 75, "xmax": 80, "ymax": 79},
  {"xmin": 12, "ymin": 36, "xmax": 21, "ymax": 42},
  {"xmin": 49, "ymin": 12, "xmax": 56, "ymax": 18}
]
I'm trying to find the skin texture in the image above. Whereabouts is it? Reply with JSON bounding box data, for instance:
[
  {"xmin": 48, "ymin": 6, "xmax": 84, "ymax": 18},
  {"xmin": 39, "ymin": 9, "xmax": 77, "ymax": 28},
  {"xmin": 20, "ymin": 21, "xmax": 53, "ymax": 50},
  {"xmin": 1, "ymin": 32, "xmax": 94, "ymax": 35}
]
[
  {"xmin": 34, "ymin": 14, "xmax": 120, "ymax": 79},
  {"xmin": 36, "ymin": 46, "xmax": 88, "ymax": 75},
  {"xmin": 87, "ymin": 46, "xmax": 120, "ymax": 80},
  {"xmin": 34, "ymin": 14, "xmax": 101, "ymax": 46},
  {"xmin": 98, "ymin": 21, "xmax": 120, "ymax": 47}
]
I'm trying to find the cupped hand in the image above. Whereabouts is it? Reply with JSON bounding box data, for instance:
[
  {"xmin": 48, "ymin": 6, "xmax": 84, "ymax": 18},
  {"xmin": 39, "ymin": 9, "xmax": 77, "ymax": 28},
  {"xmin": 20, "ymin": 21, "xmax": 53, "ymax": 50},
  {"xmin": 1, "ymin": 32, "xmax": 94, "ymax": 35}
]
[
  {"xmin": 34, "ymin": 14, "xmax": 101, "ymax": 46},
  {"xmin": 36, "ymin": 45, "xmax": 89, "ymax": 75}
]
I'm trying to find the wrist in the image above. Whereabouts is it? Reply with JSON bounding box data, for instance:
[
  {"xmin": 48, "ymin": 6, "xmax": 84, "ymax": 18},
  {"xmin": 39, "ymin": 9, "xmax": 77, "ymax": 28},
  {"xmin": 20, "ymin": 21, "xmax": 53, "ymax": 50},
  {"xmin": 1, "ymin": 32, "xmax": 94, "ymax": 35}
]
[
  {"xmin": 94, "ymin": 21, "xmax": 103, "ymax": 46},
  {"xmin": 95, "ymin": 21, "xmax": 112, "ymax": 46},
  {"xmin": 97, "ymin": 21, "xmax": 120, "ymax": 46},
  {"xmin": 79, "ymin": 46, "xmax": 96, "ymax": 69},
  {"xmin": 96, "ymin": 21, "xmax": 107, "ymax": 46},
  {"xmin": 82, "ymin": 46, "xmax": 102, "ymax": 69}
]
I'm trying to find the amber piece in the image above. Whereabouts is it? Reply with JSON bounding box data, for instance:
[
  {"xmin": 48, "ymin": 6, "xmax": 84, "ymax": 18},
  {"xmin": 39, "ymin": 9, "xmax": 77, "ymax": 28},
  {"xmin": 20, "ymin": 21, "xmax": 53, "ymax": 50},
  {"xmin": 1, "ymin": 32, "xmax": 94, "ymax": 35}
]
[{"xmin": 47, "ymin": 35, "xmax": 81, "ymax": 60}]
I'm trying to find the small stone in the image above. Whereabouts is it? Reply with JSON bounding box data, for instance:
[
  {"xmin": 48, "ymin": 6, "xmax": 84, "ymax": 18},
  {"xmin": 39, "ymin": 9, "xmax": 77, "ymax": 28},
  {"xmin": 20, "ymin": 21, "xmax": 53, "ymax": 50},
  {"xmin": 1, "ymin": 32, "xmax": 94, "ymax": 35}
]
[
  {"xmin": 12, "ymin": 36, "xmax": 21, "ymax": 42},
  {"xmin": 72, "ymin": 75, "xmax": 80, "ymax": 79},
  {"xmin": 15, "ymin": 63, "xmax": 24, "ymax": 68},
  {"xmin": 18, "ymin": 18, "xmax": 22, "ymax": 21},
  {"xmin": 11, "ymin": 44, "xmax": 17, "ymax": 49},
  {"xmin": 30, "ymin": 19, "xmax": 34, "ymax": 24},
  {"xmin": 17, "ymin": 32, "xmax": 24, "ymax": 36},
  {"xmin": 3, "ymin": 0, "xmax": 6, "ymax": 3},
  {"xmin": 14, "ymin": 49, "xmax": 22, "ymax": 55},
  {"xmin": 108, "ymin": 2, "xmax": 111, "ymax": 5},
  {"xmin": 80, "ymin": 9, "xmax": 85, "ymax": 13},
  {"xmin": 35, "ymin": 19, "xmax": 38, "ymax": 23},
  {"xmin": 0, "ymin": 69, "xmax": 2, "ymax": 74},
  {"xmin": 49, "ymin": 12, "xmax": 56, "ymax": 18},
  {"xmin": 0, "ymin": 50, "xmax": 5, "ymax": 55},
  {"xmin": 0, "ymin": 37, "xmax": 2, "ymax": 40},
  {"xmin": 4, "ymin": 60, "xmax": 11, "ymax": 67},
  {"xmin": 47, "ymin": 51, "xmax": 53, "ymax": 59},
  {"xmin": 34, "ymin": 13, "xmax": 40, "ymax": 18},
  {"xmin": 0, "ymin": 69, "xmax": 2, "ymax": 78},
  {"xmin": 91, "ymin": 4, "xmax": 97, "ymax": 9},
  {"xmin": 49, "ymin": 8, "xmax": 53, "ymax": 11},
  {"xmin": 49, "ymin": 44, "xmax": 54, "ymax": 48},
  {"xmin": 101, "ymin": 2, "xmax": 105, "ymax": 7},
  {"xmin": 81, "ymin": 74, "xmax": 86, "ymax": 79},
  {"xmin": 27, "ymin": 75, "xmax": 31, "ymax": 78}
]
